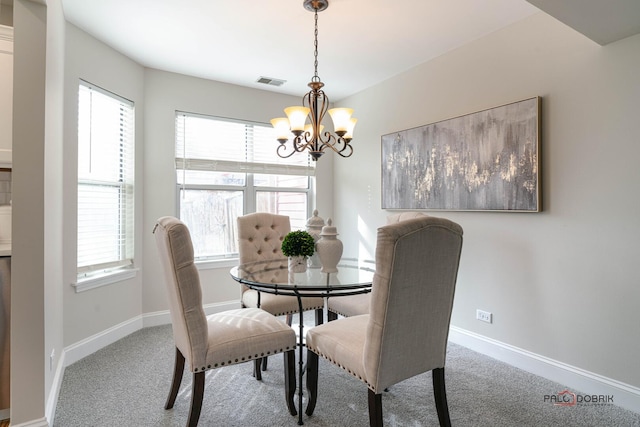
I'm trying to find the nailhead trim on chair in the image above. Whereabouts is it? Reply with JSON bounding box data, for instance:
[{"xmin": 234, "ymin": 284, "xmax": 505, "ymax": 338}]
[
  {"xmin": 307, "ymin": 345, "xmax": 378, "ymax": 392},
  {"xmin": 196, "ymin": 346, "xmax": 293, "ymax": 372},
  {"xmin": 327, "ymin": 308, "xmax": 350, "ymax": 317}
]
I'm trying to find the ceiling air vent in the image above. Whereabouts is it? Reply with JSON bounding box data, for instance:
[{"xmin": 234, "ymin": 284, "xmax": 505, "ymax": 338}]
[{"xmin": 257, "ymin": 76, "xmax": 286, "ymax": 87}]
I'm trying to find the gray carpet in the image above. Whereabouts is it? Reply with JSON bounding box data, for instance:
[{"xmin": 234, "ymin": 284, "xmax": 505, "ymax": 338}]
[{"xmin": 54, "ymin": 324, "xmax": 640, "ymax": 427}]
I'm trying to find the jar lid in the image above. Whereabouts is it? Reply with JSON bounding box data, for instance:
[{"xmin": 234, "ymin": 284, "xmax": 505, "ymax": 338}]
[
  {"xmin": 306, "ymin": 209, "xmax": 325, "ymax": 228},
  {"xmin": 320, "ymin": 218, "xmax": 338, "ymax": 236}
]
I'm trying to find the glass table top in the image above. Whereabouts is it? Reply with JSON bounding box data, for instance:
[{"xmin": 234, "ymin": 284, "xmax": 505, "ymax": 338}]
[{"xmin": 230, "ymin": 257, "xmax": 375, "ymax": 297}]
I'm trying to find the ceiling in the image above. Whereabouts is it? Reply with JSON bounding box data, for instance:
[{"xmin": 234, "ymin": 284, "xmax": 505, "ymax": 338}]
[{"xmin": 48, "ymin": 0, "xmax": 640, "ymax": 101}]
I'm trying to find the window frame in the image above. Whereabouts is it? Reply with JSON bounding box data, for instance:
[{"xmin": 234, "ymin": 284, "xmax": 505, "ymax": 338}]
[{"xmin": 175, "ymin": 111, "xmax": 315, "ymax": 265}]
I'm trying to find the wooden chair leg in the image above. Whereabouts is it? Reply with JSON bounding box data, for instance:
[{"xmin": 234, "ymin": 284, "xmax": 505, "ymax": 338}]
[
  {"xmin": 261, "ymin": 356, "xmax": 268, "ymax": 371},
  {"xmin": 327, "ymin": 310, "xmax": 338, "ymax": 322},
  {"xmin": 305, "ymin": 350, "xmax": 319, "ymax": 416},
  {"xmin": 368, "ymin": 389, "xmax": 383, "ymax": 427},
  {"xmin": 284, "ymin": 349, "xmax": 297, "ymax": 416},
  {"xmin": 315, "ymin": 308, "xmax": 323, "ymax": 325},
  {"xmin": 253, "ymin": 358, "xmax": 263, "ymax": 381},
  {"xmin": 165, "ymin": 347, "xmax": 185, "ymax": 410},
  {"xmin": 286, "ymin": 313, "xmax": 293, "ymax": 325},
  {"xmin": 187, "ymin": 371, "xmax": 205, "ymax": 427},
  {"xmin": 432, "ymin": 367, "xmax": 452, "ymax": 427}
]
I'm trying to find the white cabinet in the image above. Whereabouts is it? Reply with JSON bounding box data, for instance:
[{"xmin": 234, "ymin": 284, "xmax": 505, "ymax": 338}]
[{"xmin": 0, "ymin": 25, "xmax": 12, "ymax": 166}]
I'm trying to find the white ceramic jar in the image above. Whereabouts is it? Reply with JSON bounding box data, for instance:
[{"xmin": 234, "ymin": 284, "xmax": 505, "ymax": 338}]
[
  {"xmin": 316, "ymin": 218, "xmax": 343, "ymax": 273},
  {"xmin": 305, "ymin": 209, "xmax": 325, "ymax": 268}
]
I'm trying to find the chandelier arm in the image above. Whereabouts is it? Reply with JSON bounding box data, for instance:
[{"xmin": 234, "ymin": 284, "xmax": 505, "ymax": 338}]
[
  {"xmin": 277, "ymin": 143, "xmax": 301, "ymax": 159},
  {"xmin": 314, "ymin": 132, "xmax": 348, "ymax": 155},
  {"xmin": 336, "ymin": 146, "xmax": 353, "ymax": 158},
  {"xmin": 337, "ymin": 140, "xmax": 353, "ymax": 157},
  {"xmin": 295, "ymin": 133, "xmax": 314, "ymax": 151}
]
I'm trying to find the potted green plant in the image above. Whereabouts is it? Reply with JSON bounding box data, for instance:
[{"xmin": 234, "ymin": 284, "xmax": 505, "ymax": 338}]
[{"xmin": 281, "ymin": 230, "xmax": 315, "ymax": 273}]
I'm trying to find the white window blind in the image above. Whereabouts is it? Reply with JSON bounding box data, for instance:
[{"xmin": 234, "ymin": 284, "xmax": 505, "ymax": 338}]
[
  {"xmin": 175, "ymin": 112, "xmax": 315, "ymax": 177},
  {"xmin": 77, "ymin": 81, "xmax": 135, "ymax": 276}
]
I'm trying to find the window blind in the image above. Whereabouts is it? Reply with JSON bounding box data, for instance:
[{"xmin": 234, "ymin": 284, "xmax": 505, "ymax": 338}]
[
  {"xmin": 175, "ymin": 112, "xmax": 315, "ymax": 177},
  {"xmin": 77, "ymin": 81, "xmax": 135, "ymax": 275}
]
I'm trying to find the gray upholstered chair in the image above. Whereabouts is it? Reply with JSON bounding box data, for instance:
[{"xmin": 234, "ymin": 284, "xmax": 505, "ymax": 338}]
[
  {"xmin": 326, "ymin": 212, "xmax": 429, "ymax": 321},
  {"xmin": 153, "ymin": 216, "xmax": 297, "ymax": 427},
  {"xmin": 305, "ymin": 215, "xmax": 463, "ymax": 426},
  {"xmin": 237, "ymin": 212, "xmax": 324, "ymax": 324}
]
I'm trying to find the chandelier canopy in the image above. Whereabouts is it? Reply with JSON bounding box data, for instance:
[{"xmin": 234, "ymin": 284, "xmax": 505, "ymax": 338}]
[{"xmin": 271, "ymin": 0, "xmax": 356, "ymax": 161}]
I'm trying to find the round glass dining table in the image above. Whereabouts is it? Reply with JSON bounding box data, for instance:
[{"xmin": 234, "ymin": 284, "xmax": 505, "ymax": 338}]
[{"xmin": 230, "ymin": 257, "xmax": 374, "ymax": 425}]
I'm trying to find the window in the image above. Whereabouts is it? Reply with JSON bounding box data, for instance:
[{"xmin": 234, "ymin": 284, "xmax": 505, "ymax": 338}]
[
  {"xmin": 175, "ymin": 112, "xmax": 314, "ymax": 261},
  {"xmin": 77, "ymin": 81, "xmax": 135, "ymax": 281}
]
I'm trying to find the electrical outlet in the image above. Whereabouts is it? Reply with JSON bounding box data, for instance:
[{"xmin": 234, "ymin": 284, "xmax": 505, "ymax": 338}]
[
  {"xmin": 476, "ymin": 309, "xmax": 492, "ymax": 323},
  {"xmin": 50, "ymin": 349, "xmax": 55, "ymax": 371}
]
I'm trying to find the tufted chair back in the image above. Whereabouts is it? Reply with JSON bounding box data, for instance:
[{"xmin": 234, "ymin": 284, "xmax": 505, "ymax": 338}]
[
  {"xmin": 153, "ymin": 216, "xmax": 208, "ymax": 371},
  {"xmin": 386, "ymin": 211, "xmax": 429, "ymax": 224},
  {"xmin": 237, "ymin": 212, "xmax": 291, "ymax": 292}
]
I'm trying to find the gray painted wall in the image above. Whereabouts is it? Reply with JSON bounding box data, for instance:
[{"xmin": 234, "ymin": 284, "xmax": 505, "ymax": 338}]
[{"xmin": 333, "ymin": 11, "xmax": 640, "ymax": 389}]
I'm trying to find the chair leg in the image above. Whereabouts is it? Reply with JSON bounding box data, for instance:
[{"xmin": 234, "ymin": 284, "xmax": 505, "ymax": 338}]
[
  {"xmin": 165, "ymin": 347, "xmax": 185, "ymax": 410},
  {"xmin": 368, "ymin": 389, "xmax": 383, "ymax": 427},
  {"xmin": 187, "ymin": 371, "xmax": 205, "ymax": 427},
  {"xmin": 253, "ymin": 358, "xmax": 262, "ymax": 381},
  {"xmin": 305, "ymin": 350, "xmax": 319, "ymax": 416},
  {"xmin": 432, "ymin": 367, "xmax": 452, "ymax": 427},
  {"xmin": 261, "ymin": 356, "xmax": 268, "ymax": 371},
  {"xmin": 286, "ymin": 313, "xmax": 293, "ymax": 325},
  {"xmin": 315, "ymin": 308, "xmax": 323, "ymax": 325},
  {"xmin": 284, "ymin": 349, "xmax": 297, "ymax": 416},
  {"xmin": 327, "ymin": 310, "xmax": 338, "ymax": 322}
]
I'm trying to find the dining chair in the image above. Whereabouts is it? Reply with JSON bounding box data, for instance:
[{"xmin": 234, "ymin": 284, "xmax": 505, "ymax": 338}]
[
  {"xmin": 237, "ymin": 212, "xmax": 324, "ymax": 323},
  {"xmin": 237, "ymin": 212, "xmax": 324, "ymax": 371},
  {"xmin": 326, "ymin": 212, "xmax": 429, "ymax": 321},
  {"xmin": 153, "ymin": 216, "xmax": 297, "ymax": 427},
  {"xmin": 305, "ymin": 215, "xmax": 463, "ymax": 426}
]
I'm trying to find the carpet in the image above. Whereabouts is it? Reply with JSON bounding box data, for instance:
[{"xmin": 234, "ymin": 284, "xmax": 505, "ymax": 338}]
[{"xmin": 54, "ymin": 324, "xmax": 640, "ymax": 426}]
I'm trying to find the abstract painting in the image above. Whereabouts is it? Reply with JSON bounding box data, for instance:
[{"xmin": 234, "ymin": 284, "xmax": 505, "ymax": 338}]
[{"xmin": 381, "ymin": 97, "xmax": 540, "ymax": 211}]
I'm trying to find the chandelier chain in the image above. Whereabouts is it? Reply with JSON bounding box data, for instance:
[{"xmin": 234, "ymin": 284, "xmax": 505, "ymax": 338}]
[{"xmin": 313, "ymin": 8, "xmax": 320, "ymax": 82}]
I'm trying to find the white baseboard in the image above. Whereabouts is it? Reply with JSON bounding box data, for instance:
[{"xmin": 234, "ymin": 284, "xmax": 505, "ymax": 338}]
[
  {"xmin": 0, "ymin": 409, "xmax": 9, "ymax": 421},
  {"xmin": 449, "ymin": 325, "xmax": 640, "ymax": 414},
  {"xmin": 9, "ymin": 417, "xmax": 49, "ymax": 427},
  {"xmin": 45, "ymin": 348, "xmax": 66, "ymax": 426},
  {"xmin": 63, "ymin": 316, "xmax": 144, "ymax": 367},
  {"xmin": 63, "ymin": 300, "xmax": 241, "ymax": 367}
]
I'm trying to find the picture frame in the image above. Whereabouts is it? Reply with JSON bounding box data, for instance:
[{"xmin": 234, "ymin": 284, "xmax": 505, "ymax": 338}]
[{"xmin": 381, "ymin": 97, "xmax": 541, "ymax": 212}]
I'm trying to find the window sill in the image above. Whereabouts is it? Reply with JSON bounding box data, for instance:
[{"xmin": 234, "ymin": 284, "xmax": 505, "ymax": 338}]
[
  {"xmin": 72, "ymin": 267, "xmax": 139, "ymax": 293},
  {"xmin": 195, "ymin": 257, "xmax": 239, "ymax": 270}
]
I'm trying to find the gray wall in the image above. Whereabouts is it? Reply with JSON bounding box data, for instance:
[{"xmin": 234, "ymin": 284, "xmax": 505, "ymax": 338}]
[
  {"xmin": 12, "ymin": 0, "xmax": 65, "ymax": 424},
  {"xmin": 333, "ymin": 11, "xmax": 640, "ymax": 389}
]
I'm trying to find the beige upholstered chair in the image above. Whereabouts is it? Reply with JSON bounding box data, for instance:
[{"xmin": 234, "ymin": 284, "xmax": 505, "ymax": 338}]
[
  {"xmin": 326, "ymin": 212, "xmax": 429, "ymax": 321},
  {"xmin": 305, "ymin": 215, "xmax": 463, "ymax": 426},
  {"xmin": 237, "ymin": 212, "xmax": 324, "ymax": 324},
  {"xmin": 153, "ymin": 216, "xmax": 297, "ymax": 427}
]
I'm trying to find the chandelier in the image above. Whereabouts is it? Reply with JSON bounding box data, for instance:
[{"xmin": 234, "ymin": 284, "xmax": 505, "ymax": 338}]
[{"xmin": 270, "ymin": 0, "xmax": 356, "ymax": 161}]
